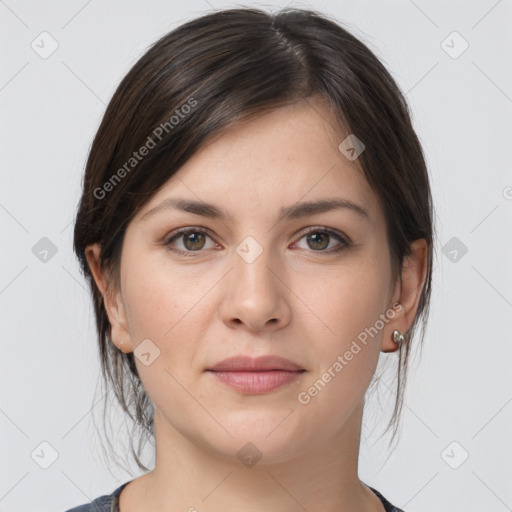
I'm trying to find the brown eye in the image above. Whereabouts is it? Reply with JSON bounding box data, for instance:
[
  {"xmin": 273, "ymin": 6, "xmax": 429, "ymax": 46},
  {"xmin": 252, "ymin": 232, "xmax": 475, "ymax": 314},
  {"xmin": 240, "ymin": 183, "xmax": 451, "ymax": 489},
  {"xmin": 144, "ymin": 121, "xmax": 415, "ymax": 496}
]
[
  {"xmin": 306, "ymin": 232, "xmax": 330, "ymax": 250},
  {"xmin": 164, "ymin": 228, "xmax": 217, "ymax": 255},
  {"xmin": 182, "ymin": 231, "xmax": 206, "ymax": 251},
  {"xmin": 294, "ymin": 228, "xmax": 350, "ymax": 253},
  {"xmin": 164, "ymin": 226, "xmax": 349, "ymax": 257}
]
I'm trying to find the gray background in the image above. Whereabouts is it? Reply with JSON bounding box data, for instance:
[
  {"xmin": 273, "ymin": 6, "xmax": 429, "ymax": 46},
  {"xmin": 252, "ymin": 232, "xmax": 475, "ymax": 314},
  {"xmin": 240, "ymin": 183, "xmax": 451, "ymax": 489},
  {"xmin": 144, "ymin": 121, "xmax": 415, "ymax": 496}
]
[{"xmin": 1, "ymin": 0, "xmax": 511, "ymax": 511}]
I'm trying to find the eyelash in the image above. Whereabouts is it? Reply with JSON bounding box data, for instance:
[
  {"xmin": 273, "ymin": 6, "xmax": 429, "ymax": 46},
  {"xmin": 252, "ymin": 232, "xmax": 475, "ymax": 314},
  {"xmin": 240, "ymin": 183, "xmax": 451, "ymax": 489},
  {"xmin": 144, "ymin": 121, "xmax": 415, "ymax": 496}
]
[{"xmin": 163, "ymin": 226, "xmax": 351, "ymax": 257}]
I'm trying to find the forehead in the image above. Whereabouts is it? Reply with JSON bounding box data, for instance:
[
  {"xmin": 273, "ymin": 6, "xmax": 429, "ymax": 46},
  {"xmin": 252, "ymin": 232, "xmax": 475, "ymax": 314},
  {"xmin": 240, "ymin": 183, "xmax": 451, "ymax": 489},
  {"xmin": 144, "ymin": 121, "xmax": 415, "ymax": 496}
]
[{"xmin": 135, "ymin": 98, "xmax": 382, "ymax": 228}]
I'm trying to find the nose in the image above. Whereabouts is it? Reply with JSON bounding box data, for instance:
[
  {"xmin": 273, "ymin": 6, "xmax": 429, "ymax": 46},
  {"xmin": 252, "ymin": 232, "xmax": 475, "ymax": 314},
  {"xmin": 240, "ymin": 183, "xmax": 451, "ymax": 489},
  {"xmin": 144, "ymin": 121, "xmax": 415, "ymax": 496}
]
[{"xmin": 219, "ymin": 242, "xmax": 292, "ymax": 333}]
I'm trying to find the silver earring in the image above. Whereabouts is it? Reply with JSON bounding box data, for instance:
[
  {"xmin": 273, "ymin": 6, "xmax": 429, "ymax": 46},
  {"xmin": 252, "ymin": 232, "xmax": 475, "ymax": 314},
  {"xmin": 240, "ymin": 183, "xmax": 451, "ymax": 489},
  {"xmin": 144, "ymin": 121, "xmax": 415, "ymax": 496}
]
[{"xmin": 392, "ymin": 330, "xmax": 404, "ymax": 346}]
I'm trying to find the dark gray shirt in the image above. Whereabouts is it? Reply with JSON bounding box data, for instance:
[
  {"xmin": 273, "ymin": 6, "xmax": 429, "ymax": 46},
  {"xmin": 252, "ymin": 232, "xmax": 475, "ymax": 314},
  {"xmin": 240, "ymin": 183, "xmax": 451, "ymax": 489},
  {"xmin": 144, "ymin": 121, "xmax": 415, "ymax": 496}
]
[{"xmin": 64, "ymin": 480, "xmax": 405, "ymax": 512}]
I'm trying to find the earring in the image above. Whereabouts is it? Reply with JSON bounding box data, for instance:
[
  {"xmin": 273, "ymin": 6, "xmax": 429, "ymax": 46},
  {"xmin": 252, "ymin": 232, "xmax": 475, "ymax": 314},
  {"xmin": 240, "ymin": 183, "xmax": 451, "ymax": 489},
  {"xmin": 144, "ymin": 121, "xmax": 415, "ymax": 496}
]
[{"xmin": 392, "ymin": 330, "xmax": 404, "ymax": 346}]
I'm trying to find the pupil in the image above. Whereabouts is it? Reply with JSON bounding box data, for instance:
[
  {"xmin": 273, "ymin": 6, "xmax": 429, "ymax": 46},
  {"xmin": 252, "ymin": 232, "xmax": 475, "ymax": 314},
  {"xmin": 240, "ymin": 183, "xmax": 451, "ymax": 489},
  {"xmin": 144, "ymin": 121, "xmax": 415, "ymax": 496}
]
[
  {"xmin": 181, "ymin": 232, "xmax": 330, "ymax": 251},
  {"xmin": 309, "ymin": 232, "xmax": 328, "ymax": 250},
  {"xmin": 185, "ymin": 232, "xmax": 204, "ymax": 250}
]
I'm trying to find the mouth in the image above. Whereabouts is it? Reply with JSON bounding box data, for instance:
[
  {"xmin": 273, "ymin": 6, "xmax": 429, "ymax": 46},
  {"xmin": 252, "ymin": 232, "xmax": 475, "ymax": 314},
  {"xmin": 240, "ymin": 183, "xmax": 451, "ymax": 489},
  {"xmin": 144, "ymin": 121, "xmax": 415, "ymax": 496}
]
[
  {"xmin": 206, "ymin": 355, "xmax": 306, "ymax": 394},
  {"xmin": 207, "ymin": 355, "xmax": 304, "ymax": 372}
]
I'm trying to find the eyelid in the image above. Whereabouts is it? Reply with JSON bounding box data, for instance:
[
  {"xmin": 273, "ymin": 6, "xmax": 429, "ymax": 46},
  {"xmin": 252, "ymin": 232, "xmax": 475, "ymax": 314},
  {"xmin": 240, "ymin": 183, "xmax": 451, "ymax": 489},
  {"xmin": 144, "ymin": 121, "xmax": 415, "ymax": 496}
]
[
  {"xmin": 296, "ymin": 225, "xmax": 351, "ymax": 244},
  {"xmin": 163, "ymin": 225, "xmax": 350, "ymax": 254},
  {"xmin": 163, "ymin": 226, "xmax": 220, "ymax": 247}
]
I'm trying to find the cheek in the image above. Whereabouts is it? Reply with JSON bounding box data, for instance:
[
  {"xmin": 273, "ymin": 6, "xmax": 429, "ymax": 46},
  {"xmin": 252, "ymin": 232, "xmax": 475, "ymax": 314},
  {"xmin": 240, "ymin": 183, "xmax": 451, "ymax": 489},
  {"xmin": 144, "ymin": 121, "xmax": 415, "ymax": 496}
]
[
  {"xmin": 299, "ymin": 257, "xmax": 389, "ymax": 398},
  {"xmin": 122, "ymin": 256, "xmax": 205, "ymax": 340},
  {"xmin": 310, "ymin": 257, "xmax": 389, "ymax": 342},
  {"xmin": 122, "ymin": 257, "xmax": 217, "ymax": 381},
  {"xmin": 121, "ymin": 267, "xmax": 204, "ymax": 412}
]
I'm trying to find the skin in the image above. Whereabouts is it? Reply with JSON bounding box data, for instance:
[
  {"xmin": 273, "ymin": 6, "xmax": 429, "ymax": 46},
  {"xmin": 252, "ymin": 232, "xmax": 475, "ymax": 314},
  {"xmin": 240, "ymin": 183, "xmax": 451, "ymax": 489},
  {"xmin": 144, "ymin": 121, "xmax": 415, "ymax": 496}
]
[{"xmin": 86, "ymin": 96, "xmax": 427, "ymax": 512}]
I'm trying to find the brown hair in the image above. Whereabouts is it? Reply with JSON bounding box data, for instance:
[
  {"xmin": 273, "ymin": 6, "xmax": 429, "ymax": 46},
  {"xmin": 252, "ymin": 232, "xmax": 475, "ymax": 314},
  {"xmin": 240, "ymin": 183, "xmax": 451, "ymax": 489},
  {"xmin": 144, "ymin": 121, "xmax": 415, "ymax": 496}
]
[{"xmin": 73, "ymin": 7, "xmax": 435, "ymax": 472}]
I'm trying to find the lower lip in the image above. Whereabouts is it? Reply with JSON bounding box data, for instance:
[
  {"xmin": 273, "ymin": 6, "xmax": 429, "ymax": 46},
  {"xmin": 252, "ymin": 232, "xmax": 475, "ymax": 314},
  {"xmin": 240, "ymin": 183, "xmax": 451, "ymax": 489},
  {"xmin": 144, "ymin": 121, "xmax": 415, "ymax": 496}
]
[{"xmin": 208, "ymin": 370, "xmax": 305, "ymax": 394}]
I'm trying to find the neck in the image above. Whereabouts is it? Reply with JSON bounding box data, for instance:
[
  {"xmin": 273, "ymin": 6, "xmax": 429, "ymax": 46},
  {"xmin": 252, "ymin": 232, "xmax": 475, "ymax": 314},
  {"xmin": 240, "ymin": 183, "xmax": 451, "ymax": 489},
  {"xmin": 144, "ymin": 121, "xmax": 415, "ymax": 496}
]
[{"xmin": 126, "ymin": 401, "xmax": 383, "ymax": 512}]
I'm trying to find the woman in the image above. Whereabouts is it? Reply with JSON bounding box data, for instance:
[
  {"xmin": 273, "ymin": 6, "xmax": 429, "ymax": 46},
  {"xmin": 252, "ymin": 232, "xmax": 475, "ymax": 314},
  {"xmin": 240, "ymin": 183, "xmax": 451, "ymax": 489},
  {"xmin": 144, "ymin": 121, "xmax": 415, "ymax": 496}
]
[{"xmin": 67, "ymin": 6, "xmax": 434, "ymax": 512}]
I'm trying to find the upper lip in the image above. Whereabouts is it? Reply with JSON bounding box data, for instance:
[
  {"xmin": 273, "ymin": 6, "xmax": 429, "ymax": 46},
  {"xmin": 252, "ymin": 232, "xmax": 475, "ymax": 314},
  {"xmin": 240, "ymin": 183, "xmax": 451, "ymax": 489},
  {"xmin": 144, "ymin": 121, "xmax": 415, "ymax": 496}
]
[{"xmin": 207, "ymin": 355, "xmax": 304, "ymax": 372}]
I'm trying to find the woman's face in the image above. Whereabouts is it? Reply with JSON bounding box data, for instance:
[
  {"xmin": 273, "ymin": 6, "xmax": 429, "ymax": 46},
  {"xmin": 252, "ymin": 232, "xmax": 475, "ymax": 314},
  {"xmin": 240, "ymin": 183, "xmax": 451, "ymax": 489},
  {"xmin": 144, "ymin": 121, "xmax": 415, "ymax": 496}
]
[{"xmin": 89, "ymin": 97, "xmax": 405, "ymax": 464}]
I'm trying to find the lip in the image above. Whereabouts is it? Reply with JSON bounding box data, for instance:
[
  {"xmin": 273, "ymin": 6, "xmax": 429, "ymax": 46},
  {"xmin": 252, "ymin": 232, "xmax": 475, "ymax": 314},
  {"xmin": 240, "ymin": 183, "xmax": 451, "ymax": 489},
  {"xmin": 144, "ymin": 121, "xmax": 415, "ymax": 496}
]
[
  {"xmin": 207, "ymin": 355, "xmax": 304, "ymax": 372},
  {"xmin": 206, "ymin": 356, "xmax": 306, "ymax": 394}
]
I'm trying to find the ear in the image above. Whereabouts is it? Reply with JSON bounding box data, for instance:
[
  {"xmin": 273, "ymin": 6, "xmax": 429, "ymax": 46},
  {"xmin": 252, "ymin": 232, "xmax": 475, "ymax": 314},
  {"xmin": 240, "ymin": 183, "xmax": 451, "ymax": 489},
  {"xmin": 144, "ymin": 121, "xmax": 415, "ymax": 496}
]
[
  {"xmin": 84, "ymin": 243, "xmax": 133, "ymax": 353},
  {"xmin": 381, "ymin": 239, "xmax": 428, "ymax": 353}
]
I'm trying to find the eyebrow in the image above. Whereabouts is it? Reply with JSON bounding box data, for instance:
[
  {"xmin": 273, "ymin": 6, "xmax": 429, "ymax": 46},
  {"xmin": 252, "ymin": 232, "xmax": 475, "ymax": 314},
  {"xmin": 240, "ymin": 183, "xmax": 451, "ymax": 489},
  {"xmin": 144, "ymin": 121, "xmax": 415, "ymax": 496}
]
[{"xmin": 140, "ymin": 197, "xmax": 370, "ymax": 223}]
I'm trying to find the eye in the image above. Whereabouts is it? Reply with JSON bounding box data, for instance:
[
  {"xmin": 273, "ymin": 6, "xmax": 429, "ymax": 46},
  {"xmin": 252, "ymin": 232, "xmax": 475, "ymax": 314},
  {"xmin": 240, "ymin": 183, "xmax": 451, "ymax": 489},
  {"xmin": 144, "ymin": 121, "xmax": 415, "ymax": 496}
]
[
  {"xmin": 164, "ymin": 226, "xmax": 350, "ymax": 257},
  {"xmin": 164, "ymin": 228, "xmax": 218, "ymax": 256},
  {"xmin": 293, "ymin": 227, "xmax": 350, "ymax": 253}
]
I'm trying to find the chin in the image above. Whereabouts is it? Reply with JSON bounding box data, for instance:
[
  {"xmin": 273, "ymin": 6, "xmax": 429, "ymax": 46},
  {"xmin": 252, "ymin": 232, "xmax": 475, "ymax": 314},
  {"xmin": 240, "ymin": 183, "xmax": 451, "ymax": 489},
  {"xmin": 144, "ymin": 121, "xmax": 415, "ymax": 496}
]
[{"xmin": 200, "ymin": 417, "xmax": 310, "ymax": 466}]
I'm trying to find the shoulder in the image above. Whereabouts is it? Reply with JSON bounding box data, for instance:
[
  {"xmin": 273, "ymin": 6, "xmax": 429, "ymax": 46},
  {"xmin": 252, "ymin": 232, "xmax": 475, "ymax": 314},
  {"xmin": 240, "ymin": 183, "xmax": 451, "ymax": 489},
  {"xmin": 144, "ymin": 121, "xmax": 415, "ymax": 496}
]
[
  {"xmin": 63, "ymin": 481, "xmax": 130, "ymax": 512},
  {"xmin": 367, "ymin": 485, "xmax": 406, "ymax": 512},
  {"xmin": 63, "ymin": 494, "xmax": 111, "ymax": 512}
]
